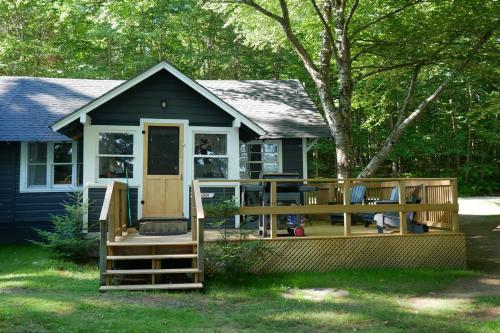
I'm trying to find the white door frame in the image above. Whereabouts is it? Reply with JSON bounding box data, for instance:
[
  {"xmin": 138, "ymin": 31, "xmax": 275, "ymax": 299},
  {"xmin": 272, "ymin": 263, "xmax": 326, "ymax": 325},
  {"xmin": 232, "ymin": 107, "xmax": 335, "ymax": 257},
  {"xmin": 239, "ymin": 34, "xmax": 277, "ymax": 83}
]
[{"xmin": 139, "ymin": 119, "xmax": 190, "ymax": 219}]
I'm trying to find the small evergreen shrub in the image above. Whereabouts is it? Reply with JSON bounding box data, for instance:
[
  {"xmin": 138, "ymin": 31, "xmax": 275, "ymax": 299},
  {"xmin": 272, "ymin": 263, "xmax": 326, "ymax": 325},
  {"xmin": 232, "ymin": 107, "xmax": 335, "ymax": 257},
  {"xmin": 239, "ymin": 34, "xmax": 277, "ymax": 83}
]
[
  {"xmin": 33, "ymin": 192, "xmax": 96, "ymax": 262},
  {"xmin": 205, "ymin": 198, "xmax": 267, "ymax": 275}
]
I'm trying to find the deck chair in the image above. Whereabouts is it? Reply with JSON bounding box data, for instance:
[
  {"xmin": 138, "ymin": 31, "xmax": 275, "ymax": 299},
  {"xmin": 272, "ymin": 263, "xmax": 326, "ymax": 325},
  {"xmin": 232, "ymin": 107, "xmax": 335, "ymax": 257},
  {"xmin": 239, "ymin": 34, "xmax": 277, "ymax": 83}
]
[
  {"xmin": 375, "ymin": 185, "xmax": 428, "ymax": 234},
  {"xmin": 374, "ymin": 187, "xmax": 399, "ymax": 204},
  {"xmin": 330, "ymin": 185, "xmax": 371, "ymax": 226}
]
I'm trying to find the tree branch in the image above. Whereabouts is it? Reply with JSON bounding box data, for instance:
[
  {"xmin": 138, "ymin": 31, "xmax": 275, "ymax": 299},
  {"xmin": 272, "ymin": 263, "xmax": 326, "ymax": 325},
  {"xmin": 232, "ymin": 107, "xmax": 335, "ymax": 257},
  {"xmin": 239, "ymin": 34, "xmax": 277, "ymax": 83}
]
[
  {"xmin": 359, "ymin": 26, "xmax": 497, "ymax": 178},
  {"xmin": 396, "ymin": 65, "xmax": 421, "ymax": 125},
  {"xmin": 344, "ymin": 0, "xmax": 359, "ymax": 31},
  {"xmin": 350, "ymin": 0, "xmax": 426, "ymax": 38},
  {"xmin": 230, "ymin": 0, "xmax": 322, "ymax": 81},
  {"xmin": 355, "ymin": 60, "xmax": 432, "ymax": 81},
  {"xmin": 310, "ymin": 0, "xmax": 340, "ymax": 63}
]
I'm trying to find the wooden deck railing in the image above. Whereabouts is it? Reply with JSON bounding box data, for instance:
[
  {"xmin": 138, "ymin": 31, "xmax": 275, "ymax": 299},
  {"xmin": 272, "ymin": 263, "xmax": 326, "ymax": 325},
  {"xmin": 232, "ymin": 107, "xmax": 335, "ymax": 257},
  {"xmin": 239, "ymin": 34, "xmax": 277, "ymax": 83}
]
[
  {"xmin": 98, "ymin": 181, "xmax": 128, "ymax": 286},
  {"xmin": 200, "ymin": 178, "xmax": 459, "ymax": 239},
  {"xmin": 191, "ymin": 180, "xmax": 205, "ymax": 281}
]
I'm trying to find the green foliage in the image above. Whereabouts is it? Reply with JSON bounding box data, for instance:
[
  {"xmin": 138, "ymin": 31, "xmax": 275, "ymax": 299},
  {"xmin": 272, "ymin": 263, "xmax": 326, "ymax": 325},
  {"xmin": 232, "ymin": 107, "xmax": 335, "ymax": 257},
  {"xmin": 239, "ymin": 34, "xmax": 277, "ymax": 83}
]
[
  {"xmin": 33, "ymin": 193, "xmax": 96, "ymax": 262},
  {"xmin": 0, "ymin": 0, "xmax": 497, "ymax": 194},
  {"xmin": 204, "ymin": 198, "xmax": 267, "ymax": 275}
]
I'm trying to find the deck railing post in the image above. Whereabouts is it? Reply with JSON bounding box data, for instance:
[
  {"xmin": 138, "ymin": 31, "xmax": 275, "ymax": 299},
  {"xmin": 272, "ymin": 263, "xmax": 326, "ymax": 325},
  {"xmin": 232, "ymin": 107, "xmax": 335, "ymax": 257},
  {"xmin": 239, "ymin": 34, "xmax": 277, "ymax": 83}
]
[
  {"xmin": 450, "ymin": 178, "xmax": 459, "ymax": 232},
  {"xmin": 270, "ymin": 181, "xmax": 278, "ymax": 239},
  {"xmin": 191, "ymin": 192, "xmax": 197, "ymax": 241},
  {"xmin": 398, "ymin": 180, "xmax": 407, "ymax": 235},
  {"xmin": 343, "ymin": 179, "xmax": 351, "ymax": 236},
  {"xmin": 99, "ymin": 219, "xmax": 107, "ymax": 287}
]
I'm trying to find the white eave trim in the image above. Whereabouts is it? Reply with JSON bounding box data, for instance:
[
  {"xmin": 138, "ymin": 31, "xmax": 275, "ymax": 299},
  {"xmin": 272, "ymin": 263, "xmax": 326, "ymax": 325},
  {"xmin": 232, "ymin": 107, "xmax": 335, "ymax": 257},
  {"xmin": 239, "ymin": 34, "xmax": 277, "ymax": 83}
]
[{"xmin": 50, "ymin": 61, "xmax": 266, "ymax": 136}]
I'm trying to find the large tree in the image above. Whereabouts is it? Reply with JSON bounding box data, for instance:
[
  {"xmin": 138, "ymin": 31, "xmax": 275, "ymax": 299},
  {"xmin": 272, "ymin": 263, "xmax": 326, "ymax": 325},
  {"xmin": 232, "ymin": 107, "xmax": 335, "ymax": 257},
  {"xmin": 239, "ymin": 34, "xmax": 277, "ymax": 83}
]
[{"xmin": 205, "ymin": 0, "xmax": 498, "ymax": 177}]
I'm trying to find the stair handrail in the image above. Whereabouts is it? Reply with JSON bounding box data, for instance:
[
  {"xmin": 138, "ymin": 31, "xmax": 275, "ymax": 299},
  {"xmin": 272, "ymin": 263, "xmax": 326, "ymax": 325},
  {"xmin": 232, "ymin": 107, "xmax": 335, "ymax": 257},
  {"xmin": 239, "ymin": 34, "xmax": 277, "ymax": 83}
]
[
  {"xmin": 99, "ymin": 181, "xmax": 128, "ymax": 287},
  {"xmin": 191, "ymin": 180, "xmax": 205, "ymax": 282}
]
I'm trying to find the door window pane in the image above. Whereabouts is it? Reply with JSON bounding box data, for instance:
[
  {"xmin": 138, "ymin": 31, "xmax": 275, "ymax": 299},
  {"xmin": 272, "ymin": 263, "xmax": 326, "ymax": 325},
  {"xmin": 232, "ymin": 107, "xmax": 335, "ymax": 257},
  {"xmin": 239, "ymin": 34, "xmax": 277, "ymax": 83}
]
[
  {"xmin": 28, "ymin": 143, "xmax": 47, "ymax": 163},
  {"xmin": 148, "ymin": 126, "xmax": 179, "ymax": 175},
  {"xmin": 194, "ymin": 157, "xmax": 228, "ymax": 179},
  {"xmin": 53, "ymin": 142, "xmax": 72, "ymax": 163},
  {"xmin": 53, "ymin": 165, "xmax": 72, "ymax": 184},
  {"xmin": 28, "ymin": 165, "xmax": 47, "ymax": 186},
  {"xmin": 194, "ymin": 134, "xmax": 227, "ymax": 155},
  {"xmin": 99, "ymin": 133, "xmax": 133, "ymax": 155}
]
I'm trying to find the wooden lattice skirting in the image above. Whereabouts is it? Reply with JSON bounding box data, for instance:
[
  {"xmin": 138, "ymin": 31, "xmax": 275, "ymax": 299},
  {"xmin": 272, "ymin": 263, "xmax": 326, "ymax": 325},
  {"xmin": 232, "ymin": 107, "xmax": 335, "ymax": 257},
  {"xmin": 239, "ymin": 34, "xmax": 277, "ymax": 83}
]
[{"xmin": 204, "ymin": 233, "xmax": 466, "ymax": 274}]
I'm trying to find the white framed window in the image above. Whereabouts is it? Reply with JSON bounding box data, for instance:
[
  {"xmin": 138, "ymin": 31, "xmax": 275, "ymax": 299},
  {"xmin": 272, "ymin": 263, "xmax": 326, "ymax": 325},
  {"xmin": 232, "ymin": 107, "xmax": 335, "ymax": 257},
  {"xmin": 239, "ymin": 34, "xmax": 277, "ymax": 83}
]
[
  {"xmin": 193, "ymin": 132, "xmax": 229, "ymax": 179},
  {"xmin": 240, "ymin": 140, "xmax": 282, "ymax": 179},
  {"xmin": 97, "ymin": 132, "xmax": 134, "ymax": 179},
  {"xmin": 21, "ymin": 141, "xmax": 81, "ymax": 192}
]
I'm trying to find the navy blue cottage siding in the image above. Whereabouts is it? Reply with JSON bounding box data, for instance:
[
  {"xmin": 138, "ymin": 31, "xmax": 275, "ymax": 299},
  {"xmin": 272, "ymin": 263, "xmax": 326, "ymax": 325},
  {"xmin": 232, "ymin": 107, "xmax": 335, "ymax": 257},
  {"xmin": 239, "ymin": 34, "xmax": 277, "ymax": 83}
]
[
  {"xmin": 0, "ymin": 142, "xmax": 71, "ymax": 243},
  {"xmin": 89, "ymin": 70, "xmax": 234, "ymax": 127},
  {"xmin": 282, "ymin": 138, "xmax": 304, "ymax": 177},
  {"xmin": 87, "ymin": 187, "xmax": 138, "ymax": 232}
]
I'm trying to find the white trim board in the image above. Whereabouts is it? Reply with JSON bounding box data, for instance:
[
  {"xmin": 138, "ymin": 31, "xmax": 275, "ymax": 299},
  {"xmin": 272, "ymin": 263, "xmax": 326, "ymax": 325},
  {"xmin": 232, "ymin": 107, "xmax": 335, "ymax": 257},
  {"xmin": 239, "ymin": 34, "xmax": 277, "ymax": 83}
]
[{"xmin": 50, "ymin": 61, "xmax": 266, "ymax": 136}]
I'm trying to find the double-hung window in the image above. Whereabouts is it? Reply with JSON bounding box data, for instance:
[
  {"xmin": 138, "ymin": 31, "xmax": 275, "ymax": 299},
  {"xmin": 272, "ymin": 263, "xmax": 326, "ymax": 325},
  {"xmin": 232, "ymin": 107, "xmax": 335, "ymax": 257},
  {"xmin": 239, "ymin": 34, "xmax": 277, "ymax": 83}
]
[
  {"xmin": 193, "ymin": 133, "xmax": 228, "ymax": 179},
  {"xmin": 97, "ymin": 132, "xmax": 134, "ymax": 179},
  {"xmin": 23, "ymin": 141, "xmax": 80, "ymax": 191},
  {"xmin": 240, "ymin": 141, "xmax": 281, "ymax": 179}
]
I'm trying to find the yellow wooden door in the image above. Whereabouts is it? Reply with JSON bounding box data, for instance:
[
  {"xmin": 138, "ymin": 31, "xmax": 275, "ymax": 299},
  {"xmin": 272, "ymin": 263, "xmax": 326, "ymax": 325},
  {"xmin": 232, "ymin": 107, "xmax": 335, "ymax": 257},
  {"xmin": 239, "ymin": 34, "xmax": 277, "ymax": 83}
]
[{"xmin": 142, "ymin": 123, "xmax": 183, "ymax": 218}]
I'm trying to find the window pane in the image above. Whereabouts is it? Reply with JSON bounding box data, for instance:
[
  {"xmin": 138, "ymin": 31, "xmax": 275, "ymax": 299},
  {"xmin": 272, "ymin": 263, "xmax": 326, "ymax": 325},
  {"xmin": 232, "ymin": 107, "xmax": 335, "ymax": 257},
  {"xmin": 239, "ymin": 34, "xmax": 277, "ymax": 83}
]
[
  {"xmin": 263, "ymin": 163, "xmax": 279, "ymax": 173},
  {"xmin": 28, "ymin": 165, "xmax": 47, "ymax": 186},
  {"xmin": 263, "ymin": 144, "xmax": 278, "ymax": 153},
  {"xmin": 99, "ymin": 133, "xmax": 133, "ymax": 155},
  {"xmin": 194, "ymin": 134, "xmax": 227, "ymax": 155},
  {"xmin": 28, "ymin": 143, "xmax": 47, "ymax": 163},
  {"xmin": 99, "ymin": 157, "xmax": 133, "ymax": 178},
  {"xmin": 53, "ymin": 165, "xmax": 72, "ymax": 185},
  {"xmin": 194, "ymin": 157, "xmax": 228, "ymax": 179},
  {"xmin": 148, "ymin": 126, "xmax": 179, "ymax": 175},
  {"xmin": 263, "ymin": 152, "xmax": 278, "ymax": 162},
  {"xmin": 53, "ymin": 142, "xmax": 72, "ymax": 163}
]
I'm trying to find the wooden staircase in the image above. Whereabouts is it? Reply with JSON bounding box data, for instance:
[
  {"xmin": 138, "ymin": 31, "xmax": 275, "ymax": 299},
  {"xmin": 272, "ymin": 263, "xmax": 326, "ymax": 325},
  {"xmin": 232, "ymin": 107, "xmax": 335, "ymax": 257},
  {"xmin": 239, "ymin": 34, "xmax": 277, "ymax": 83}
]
[{"xmin": 98, "ymin": 181, "xmax": 205, "ymax": 291}]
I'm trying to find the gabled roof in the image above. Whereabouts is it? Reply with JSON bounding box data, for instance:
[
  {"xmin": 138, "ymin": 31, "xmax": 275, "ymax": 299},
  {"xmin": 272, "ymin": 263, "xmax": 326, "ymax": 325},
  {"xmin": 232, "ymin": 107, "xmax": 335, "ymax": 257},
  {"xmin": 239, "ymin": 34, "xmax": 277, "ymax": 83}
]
[
  {"xmin": 51, "ymin": 61, "xmax": 266, "ymax": 136},
  {"xmin": 0, "ymin": 64, "xmax": 331, "ymax": 141},
  {"xmin": 199, "ymin": 80, "xmax": 331, "ymax": 139}
]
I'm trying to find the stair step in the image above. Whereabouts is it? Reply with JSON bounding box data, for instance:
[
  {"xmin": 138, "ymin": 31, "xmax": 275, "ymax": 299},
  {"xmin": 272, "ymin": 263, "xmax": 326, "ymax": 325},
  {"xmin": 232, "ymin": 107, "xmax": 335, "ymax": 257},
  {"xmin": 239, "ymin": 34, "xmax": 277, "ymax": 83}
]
[
  {"xmin": 99, "ymin": 283, "xmax": 203, "ymax": 291},
  {"xmin": 107, "ymin": 241, "xmax": 196, "ymax": 246},
  {"xmin": 139, "ymin": 220, "xmax": 188, "ymax": 236},
  {"xmin": 107, "ymin": 254, "xmax": 197, "ymax": 260},
  {"xmin": 104, "ymin": 268, "xmax": 200, "ymax": 275}
]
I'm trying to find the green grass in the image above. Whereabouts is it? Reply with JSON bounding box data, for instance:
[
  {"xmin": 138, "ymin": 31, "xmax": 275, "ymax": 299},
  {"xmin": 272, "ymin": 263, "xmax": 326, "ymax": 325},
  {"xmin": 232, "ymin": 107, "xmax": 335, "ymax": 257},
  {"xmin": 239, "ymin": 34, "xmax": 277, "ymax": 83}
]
[{"xmin": 0, "ymin": 245, "xmax": 498, "ymax": 332}]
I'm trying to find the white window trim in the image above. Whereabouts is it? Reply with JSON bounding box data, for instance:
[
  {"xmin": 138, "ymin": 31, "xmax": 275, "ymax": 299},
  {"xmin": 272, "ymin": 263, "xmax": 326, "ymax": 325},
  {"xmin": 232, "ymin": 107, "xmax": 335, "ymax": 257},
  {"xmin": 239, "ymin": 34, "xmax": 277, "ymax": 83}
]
[
  {"xmin": 83, "ymin": 125, "xmax": 141, "ymax": 186},
  {"xmin": 20, "ymin": 141, "xmax": 81, "ymax": 193},
  {"xmin": 239, "ymin": 139, "xmax": 283, "ymax": 179},
  {"xmin": 189, "ymin": 127, "xmax": 238, "ymax": 181}
]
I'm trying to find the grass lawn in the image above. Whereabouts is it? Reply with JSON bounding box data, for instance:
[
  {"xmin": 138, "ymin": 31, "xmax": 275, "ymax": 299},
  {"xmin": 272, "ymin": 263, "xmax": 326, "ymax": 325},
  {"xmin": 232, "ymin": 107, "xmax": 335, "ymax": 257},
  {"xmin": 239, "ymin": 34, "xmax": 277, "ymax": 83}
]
[{"xmin": 0, "ymin": 245, "xmax": 499, "ymax": 332}]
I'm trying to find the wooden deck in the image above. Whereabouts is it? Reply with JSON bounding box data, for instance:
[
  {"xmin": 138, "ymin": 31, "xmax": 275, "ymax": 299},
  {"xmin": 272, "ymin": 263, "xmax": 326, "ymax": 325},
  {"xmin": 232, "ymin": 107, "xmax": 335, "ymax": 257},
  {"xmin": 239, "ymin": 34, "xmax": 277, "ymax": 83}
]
[
  {"xmin": 113, "ymin": 221, "xmax": 450, "ymax": 246},
  {"xmin": 98, "ymin": 178, "xmax": 464, "ymax": 291}
]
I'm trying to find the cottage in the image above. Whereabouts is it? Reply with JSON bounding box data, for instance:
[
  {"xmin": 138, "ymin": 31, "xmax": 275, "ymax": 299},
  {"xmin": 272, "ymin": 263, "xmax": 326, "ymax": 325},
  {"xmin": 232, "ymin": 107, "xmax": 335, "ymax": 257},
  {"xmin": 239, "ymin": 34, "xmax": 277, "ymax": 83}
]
[
  {"xmin": 0, "ymin": 61, "xmax": 329, "ymax": 242},
  {"xmin": 0, "ymin": 61, "xmax": 464, "ymax": 291}
]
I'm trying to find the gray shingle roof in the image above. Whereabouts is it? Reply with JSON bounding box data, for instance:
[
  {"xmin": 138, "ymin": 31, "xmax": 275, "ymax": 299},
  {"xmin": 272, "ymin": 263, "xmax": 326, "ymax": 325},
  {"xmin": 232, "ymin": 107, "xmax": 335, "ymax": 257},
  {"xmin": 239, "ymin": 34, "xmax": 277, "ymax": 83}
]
[{"xmin": 0, "ymin": 76, "xmax": 330, "ymax": 141}]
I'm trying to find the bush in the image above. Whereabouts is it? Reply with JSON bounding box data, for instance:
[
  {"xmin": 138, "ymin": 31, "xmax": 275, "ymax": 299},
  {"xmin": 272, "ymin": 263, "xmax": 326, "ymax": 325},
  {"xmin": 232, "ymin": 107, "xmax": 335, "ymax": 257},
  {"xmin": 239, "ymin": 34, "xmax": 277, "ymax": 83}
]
[
  {"xmin": 33, "ymin": 192, "xmax": 96, "ymax": 262},
  {"xmin": 205, "ymin": 198, "xmax": 267, "ymax": 275}
]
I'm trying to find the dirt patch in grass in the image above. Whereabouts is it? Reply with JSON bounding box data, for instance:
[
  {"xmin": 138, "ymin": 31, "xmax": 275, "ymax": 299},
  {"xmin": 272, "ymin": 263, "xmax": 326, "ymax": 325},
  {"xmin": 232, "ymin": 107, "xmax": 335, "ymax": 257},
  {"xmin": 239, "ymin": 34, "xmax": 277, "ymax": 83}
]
[
  {"xmin": 111, "ymin": 292, "xmax": 208, "ymax": 309},
  {"xmin": 471, "ymin": 306, "xmax": 500, "ymax": 321}
]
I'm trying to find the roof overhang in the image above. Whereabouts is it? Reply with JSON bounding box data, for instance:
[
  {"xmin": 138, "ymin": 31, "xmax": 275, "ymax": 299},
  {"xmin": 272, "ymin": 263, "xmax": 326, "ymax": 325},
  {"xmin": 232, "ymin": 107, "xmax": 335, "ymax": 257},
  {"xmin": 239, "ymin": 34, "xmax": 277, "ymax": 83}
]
[{"xmin": 50, "ymin": 61, "xmax": 266, "ymax": 136}]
